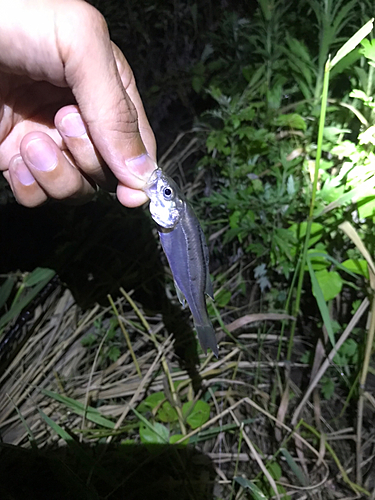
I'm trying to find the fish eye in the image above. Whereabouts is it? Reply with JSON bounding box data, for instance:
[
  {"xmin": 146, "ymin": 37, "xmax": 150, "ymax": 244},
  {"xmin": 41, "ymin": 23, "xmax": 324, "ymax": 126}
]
[{"xmin": 163, "ymin": 187, "xmax": 173, "ymax": 199}]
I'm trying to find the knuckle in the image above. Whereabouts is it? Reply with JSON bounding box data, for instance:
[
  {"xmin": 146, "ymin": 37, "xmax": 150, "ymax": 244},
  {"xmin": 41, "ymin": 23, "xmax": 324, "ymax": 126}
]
[
  {"xmin": 116, "ymin": 97, "xmax": 139, "ymax": 133},
  {"xmin": 59, "ymin": 3, "xmax": 109, "ymax": 55},
  {"xmin": 52, "ymin": 179, "xmax": 83, "ymax": 200},
  {"xmin": 77, "ymin": 3, "xmax": 108, "ymax": 37}
]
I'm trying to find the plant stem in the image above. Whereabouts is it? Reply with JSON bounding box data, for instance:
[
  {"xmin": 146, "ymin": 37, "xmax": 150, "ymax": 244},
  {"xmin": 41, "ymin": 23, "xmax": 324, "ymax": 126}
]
[{"xmin": 287, "ymin": 57, "xmax": 331, "ymax": 361}]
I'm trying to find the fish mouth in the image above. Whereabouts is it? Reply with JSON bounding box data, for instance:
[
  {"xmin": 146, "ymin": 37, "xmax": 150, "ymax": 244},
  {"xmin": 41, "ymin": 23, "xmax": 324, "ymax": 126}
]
[{"xmin": 143, "ymin": 168, "xmax": 162, "ymax": 196}]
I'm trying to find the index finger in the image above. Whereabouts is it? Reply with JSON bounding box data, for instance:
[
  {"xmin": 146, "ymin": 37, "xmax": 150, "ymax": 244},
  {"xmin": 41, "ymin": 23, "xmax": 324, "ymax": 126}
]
[{"xmin": 56, "ymin": 2, "xmax": 157, "ymax": 191}]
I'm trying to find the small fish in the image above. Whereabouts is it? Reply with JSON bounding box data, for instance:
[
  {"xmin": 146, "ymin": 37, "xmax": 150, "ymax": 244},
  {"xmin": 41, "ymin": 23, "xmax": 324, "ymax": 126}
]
[{"xmin": 143, "ymin": 168, "xmax": 218, "ymax": 357}]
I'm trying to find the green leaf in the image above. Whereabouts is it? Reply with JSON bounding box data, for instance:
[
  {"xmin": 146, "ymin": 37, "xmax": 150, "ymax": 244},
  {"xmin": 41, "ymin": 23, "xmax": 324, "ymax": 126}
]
[
  {"xmin": 307, "ymin": 248, "xmax": 330, "ymax": 271},
  {"xmin": 183, "ymin": 400, "xmax": 210, "ymax": 429},
  {"xmin": 0, "ymin": 277, "xmax": 15, "ymax": 310},
  {"xmin": 121, "ymin": 439, "xmax": 136, "ymax": 445},
  {"xmin": 288, "ymin": 222, "xmax": 323, "ymax": 247},
  {"xmin": 314, "ymin": 269, "xmax": 343, "ymax": 301},
  {"xmin": 357, "ymin": 196, "xmax": 375, "ymax": 219},
  {"xmin": 0, "ymin": 268, "xmax": 56, "ymax": 330},
  {"xmin": 331, "ymin": 18, "xmax": 374, "ymax": 68},
  {"xmin": 360, "ymin": 38, "xmax": 375, "ymax": 62},
  {"xmin": 42, "ymin": 389, "xmax": 115, "ymax": 429},
  {"xmin": 206, "ymin": 130, "xmax": 229, "ymax": 153},
  {"xmin": 38, "ymin": 407, "xmax": 77, "ymax": 444},
  {"xmin": 286, "ymin": 36, "xmax": 313, "ymax": 64},
  {"xmin": 340, "ymin": 338, "xmax": 358, "ymax": 359},
  {"xmin": 321, "ymin": 377, "xmax": 335, "ymax": 399},
  {"xmin": 139, "ymin": 422, "xmax": 169, "ymax": 445},
  {"xmin": 267, "ymin": 462, "xmax": 282, "ymax": 480},
  {"xmin": 234, "ymin": 477, "xmax": 268, "ymax": 499},
  {"xmin": 323, "ymin": 126, "xmax": 351, "ymax": 142},
  {"xmin": 275, "ymin": 113, "xmax": 306, "ymax": 131},
  {"xmin": 215, "ymin": 289, "xmax": 231, "ymax": 307},
  {"xmin": 107, "ymin": 345, "xmax": 121, "ymax": 362},
  {"xmin": 350, "ymin": 88, "xmax": 370, "ymax": 102},
  {"xmin": 24, "ymin": 267, "xmax": 55, "ymax": 287},
  {"xmin": 136, "ymin": 392, "xmax": 165, "ymax": 413},
  {"xmin": 237, "ymin": 106, "xmax": 256, "ymax": 122},
  {"xmin": 280, "ymin": 448, "xmax": 308, "ymax": 486},
  {"xmin": 342, "ymin": 259, "xmax": 369, "ymax": 279},
  {"xmin": 169, "ymin": 434, "xmax": 189, "ymax": 445},
  {"xmin": 320, "ymin": 175, "xmax": 375, "ymax": 215},
  {"xmin": 229, "ymin": 210, "xmax": 241, "ymax": 229},
  {"xmin": 330, "ymin": 48, "xmax": 362, "ymax": 77},
  {"xmin": 158, "ymin": 401, "xmax": 178, "ymax": 423},
  {"xmin": 307, "ymin": 260, "xmax": 335, "ymax": 346},
  {"xmin": 133, "ymin": 408, "xmax": 170, "ymax": 444}
]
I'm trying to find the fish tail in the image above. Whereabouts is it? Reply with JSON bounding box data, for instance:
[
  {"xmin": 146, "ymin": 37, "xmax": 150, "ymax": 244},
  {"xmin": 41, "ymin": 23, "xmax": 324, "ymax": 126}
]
[{"xmin": 195, "ymin": 323, "xmax": 219, "ymax": 358}]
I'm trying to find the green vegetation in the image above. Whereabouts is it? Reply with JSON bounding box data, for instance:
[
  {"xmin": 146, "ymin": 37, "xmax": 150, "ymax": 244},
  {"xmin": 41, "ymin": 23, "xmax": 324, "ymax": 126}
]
[{"xmin": 1, "ymin": 1, "xmax": 375, "ymax": 498}]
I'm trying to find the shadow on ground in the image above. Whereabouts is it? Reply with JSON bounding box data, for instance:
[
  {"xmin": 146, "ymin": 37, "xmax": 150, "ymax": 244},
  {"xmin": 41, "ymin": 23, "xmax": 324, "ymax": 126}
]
[
  {"xmin": 0, "ymin": 194, "xmax": 201, "ymax": 380},
  {"xmin": 0, "ymin": 441, "xmax": 215, "ymax": 500}
]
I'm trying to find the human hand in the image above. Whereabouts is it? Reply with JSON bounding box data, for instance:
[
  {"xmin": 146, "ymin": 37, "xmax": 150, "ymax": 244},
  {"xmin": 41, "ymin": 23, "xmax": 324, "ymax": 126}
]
[{"xmin": 0, "ymin": 0, "xmax": 156, "ymax": 208}]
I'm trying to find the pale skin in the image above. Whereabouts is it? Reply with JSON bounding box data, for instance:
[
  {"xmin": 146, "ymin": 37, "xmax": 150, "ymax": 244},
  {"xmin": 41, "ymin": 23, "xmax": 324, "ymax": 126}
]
[{"xmin": 0, "ymin": 0, "xmax": 157, "ymax": 208}]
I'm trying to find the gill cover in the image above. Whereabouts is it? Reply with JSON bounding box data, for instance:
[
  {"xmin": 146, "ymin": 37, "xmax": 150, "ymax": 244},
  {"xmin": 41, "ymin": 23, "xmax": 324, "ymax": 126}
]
[{"xmin": 143, "ymin": 169, "xmax": 184, "ymax": 229}]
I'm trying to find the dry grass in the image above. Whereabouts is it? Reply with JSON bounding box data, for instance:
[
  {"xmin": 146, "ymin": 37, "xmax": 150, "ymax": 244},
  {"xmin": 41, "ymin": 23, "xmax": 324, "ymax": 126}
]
[
  {"xmin": 0, "ymin": 137, "xmax": 374, "ymax": 499},
  {"xmin": 1, "ymin": 271, "xmax": 374, "ymax": 499}
]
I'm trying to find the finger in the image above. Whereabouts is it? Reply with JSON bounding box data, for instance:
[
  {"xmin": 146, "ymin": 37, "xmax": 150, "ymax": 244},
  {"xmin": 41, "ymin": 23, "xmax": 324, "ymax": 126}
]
[
  {"xmin": 57, "ymin": 4, "xmax": 157, "ymax": 191},
  {"xmin": 112, "ymin": 43, "xmax": 156, "ymax": 160},
  {"xmin": 54, "ymin": 104, "xmax": 117, "ymax": 191},
  {"xmin": 117, "ymin": 183, "xmax": 149, "ymax": 208},
  {"xmin": 7, "ymin": 155, "xmax": 48, "ymax": 207},
  {"xmin": 20, "ymin": 131, "xmax": 96, "ymax": 201}
]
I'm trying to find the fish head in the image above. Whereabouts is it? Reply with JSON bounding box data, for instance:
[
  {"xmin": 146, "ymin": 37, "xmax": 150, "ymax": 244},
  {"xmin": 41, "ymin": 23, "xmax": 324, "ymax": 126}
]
[{"xmin": 143, "ymin": 169, "xmax": 184, "ymax": 229}]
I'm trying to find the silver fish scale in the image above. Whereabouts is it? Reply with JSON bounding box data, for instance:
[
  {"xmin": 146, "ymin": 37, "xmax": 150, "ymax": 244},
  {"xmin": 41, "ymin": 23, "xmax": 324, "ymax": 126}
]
[
  {"xmin": 144, "ymin": 168, "xmax": 218, "ymax": 357},
  {"xmin": 160, "ymin": 201, "xmax": 207, "ymax": 320}
]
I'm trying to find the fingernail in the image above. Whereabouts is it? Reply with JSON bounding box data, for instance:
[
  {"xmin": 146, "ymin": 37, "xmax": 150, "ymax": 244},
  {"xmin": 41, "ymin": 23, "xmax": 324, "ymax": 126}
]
[
  {"xmin": 12, "ymin": 157, "xmax": 36, "ymax": 186},
  {"xmin": 125, "ymin": 153, "xmax": 157, "ymax": 181},
  {"xmin": 25, "ymin": 139, "xmax": 57, "ymax": 171},
  {"xmin": 59, "ymin": 112, "xmax": 87, "ymax": 138}
]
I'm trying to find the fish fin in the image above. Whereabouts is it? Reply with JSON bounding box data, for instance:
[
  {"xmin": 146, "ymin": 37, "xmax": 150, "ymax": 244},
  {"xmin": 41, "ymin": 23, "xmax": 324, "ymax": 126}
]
[
  {"xmin": 174, "ymin": 280, "xmax": 186, "ymax": 308},
  {"xmin": 198, "ymin": 224, "xmax": 214, "ymax": 300},
  {"xmin": 195, "ymin": 323, "xmax": 219, "ymax": 358}
]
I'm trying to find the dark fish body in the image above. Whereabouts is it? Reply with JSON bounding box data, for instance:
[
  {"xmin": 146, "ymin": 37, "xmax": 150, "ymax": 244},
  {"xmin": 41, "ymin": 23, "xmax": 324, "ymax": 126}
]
[{"xmin": 144, "ymin": 169, "xmax": 218, "ymax": 357}]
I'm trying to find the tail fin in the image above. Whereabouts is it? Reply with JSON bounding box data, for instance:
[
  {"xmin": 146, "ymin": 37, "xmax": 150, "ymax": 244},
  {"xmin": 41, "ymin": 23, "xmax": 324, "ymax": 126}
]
[{"xmin": 195, "ymin": 323, "xmax": 219, "ymax": 358}]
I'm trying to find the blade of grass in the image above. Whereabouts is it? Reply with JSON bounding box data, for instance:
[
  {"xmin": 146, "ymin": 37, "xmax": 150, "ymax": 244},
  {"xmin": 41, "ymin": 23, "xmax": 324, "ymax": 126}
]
[
  {"xmin": 320, "ymin": 175, "xmax": 375, "ymax": 215},
  {"xmin": 189, "ymin": 418, "xmax": 256, "ymax": 443},
  {"xmin": 330, "ymin": 18, "xmax": 374, "ymax": 68},
  {"xmin": 280, "ymin": 447, "xmax": 308, "ymax": 486},
  {"xmin": 6, "ymin": 394, "xmax": 37, "ymax": 450},
  {"xmin": 0, "ymin": 269, "xmax": 55, "ymax": 330},
  {"xmin": 38, "ymin": 407, "xmax": 118, "ymax": 489},
  {"xmin": 307, "ymin": 257, "xmax": 335, "ymax": 346},
  {"xmin": 234, "ymin": 477, "xmax": 268, "ymax": 500},
  {"xmin": 0, "ymin": 277, "xmax": 15, "ymax": 311},
  {"xmin": 287, "ymin": 55, "xmax": 331, "ymax": 361},
  {"xmin": 41, "ymin": 389, "xmax": 115, "ymax": 429}
]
